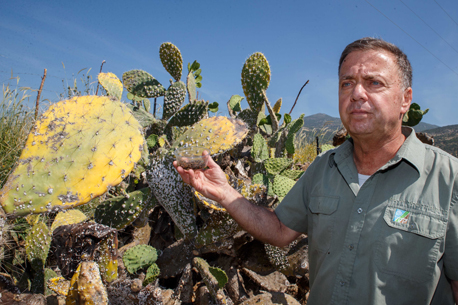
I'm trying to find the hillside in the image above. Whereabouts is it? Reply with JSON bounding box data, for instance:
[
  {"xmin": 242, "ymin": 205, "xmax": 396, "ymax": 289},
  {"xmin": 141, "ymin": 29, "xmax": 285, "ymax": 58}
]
[{"xmin": 423, "ymin": 124, "xmax": 458, "ymax": 157}]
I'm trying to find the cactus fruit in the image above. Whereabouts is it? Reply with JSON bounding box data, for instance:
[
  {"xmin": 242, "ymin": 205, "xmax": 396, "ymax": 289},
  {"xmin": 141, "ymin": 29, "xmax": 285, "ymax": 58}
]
[
  {"xmin": 122, "ymin": 70, "xmax": 166, "ymax": 98},
  {"xmin": 273, "ymin": 98, "xmax": 282, "ymax": 113},
  {"xmin": 94, "ymin": 188, "xmax": 154, "ymax": 230},
  {"xmin": 159, "ymin": 42, "xmax": 183, "ymax": 82},
  {"xmin": 172, "ymin": 116, "xmax": 249, "ymax": 156},
  {"xmin": 47, "ymin": 276, "xmax": 70, "ymax": 296},
  {"xmin": 241, "ymin": 52, "xmax": 271, "ymax": 113},
  {"xmin": 162, "ymin": 81, "xmax": 187, "ymax": 121},
  {"xmin": 0, "ymin": 95, "xmax": 144, "ymax": 215},
  {"xmin": 273, "ymin": 175, "xmax": 296, "ymax": 198},
  {"xmin": 264, "ymin": 158, "xmax": 293, "ymax": 175},
  {"xmin": 122, "ymin": 245, "xmax": 158, "ymax": 274},
  {"xmin": 148, "ymin": 156, "xmax": 197, "ymax": 237},
  {"xmin": 25, "ymin": 222, "xmax": 51, "ymax": 271},
  {"xmin": 143, "ymin": 263, "xmax": 160, "ymax": 286},
  {"xmin": 51, "ymin": 209, "xmax": 88, "ymax": 232},
  {"xmin": 97, "ymin": 72, "xmax": 123, "ymax": 100}
]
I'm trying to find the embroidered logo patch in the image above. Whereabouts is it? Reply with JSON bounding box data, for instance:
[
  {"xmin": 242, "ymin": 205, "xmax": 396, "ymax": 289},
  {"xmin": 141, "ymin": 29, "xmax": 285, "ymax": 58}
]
[{"xmin": 393, "ymin": 209, "xmax": 410, "ymax": 224}]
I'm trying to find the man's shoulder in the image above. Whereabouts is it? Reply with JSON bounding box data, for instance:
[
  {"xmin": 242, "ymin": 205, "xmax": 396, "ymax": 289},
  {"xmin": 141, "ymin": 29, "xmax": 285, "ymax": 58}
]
[{"xmin": 423, "ymin": 143, "xmax": 458, "ymax": 165}]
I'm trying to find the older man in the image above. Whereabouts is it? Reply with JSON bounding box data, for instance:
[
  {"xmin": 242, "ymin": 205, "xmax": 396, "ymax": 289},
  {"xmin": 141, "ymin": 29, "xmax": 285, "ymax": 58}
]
[{"xmin": 174, "ymin": 37, "xmax": 458, "ymax": 304}]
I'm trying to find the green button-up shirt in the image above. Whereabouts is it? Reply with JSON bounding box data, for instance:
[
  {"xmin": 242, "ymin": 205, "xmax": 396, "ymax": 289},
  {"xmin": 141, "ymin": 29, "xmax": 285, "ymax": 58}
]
[{"xmin": 275, "ymin": 127, "xmax": 458, "ymax": 305}]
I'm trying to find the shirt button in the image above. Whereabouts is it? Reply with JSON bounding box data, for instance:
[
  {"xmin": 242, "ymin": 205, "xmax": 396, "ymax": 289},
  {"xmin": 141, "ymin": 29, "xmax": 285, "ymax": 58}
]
[
  {"xmin": 357, "ymin": 208, "xmax": 363, "ymax": 214},
  {"xmin": 349, "ymin": 244, "xmax": 354, "ymax": 250}
]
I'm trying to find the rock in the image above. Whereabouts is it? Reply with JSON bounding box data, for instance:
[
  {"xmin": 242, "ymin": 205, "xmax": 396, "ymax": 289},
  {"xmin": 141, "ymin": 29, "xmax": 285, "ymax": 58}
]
[
  {"xmin": 241, "ymin": 268, "xmax": 289, "ymax": 293},
  {"xmin": 239, "ymin": 291, "xmax": 301, "ymax": 305},
  {"xmin": 416, "ymin": 132, "xmax": 434, "ymax": 145}
]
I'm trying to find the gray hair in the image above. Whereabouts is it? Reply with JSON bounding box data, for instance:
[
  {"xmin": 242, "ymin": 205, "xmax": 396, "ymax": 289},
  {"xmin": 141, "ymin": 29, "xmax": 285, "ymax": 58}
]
[{"xmin": 338, "ymin": 37, "xmax": 412, "ymax": 89}]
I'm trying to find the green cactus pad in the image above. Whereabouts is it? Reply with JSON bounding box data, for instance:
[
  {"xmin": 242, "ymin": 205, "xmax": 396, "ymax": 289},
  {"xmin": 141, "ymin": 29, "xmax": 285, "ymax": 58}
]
[
  {"xmin": 159, "ymin": 42, "xmax": 183, "ymax": 82},
  {"xmin": 122, "ymin": 245, "xmax": 158, "ymax": 274},
  {"xmin": 143, "ymin": 263, "xmax": 160, "ymax": 286},
  {"xmin": 94, "ymin": 188, "xmax": 154, "ymax": 230},
  {"xmin": 287, "ymin": 114, "xmax": 305, "ymax": 134},
  {"xmin": 241, "ymin": 52, "xmax": 271, "ymax": 112},
  {"xmin": 264, "ymin": 158, "xmax": 293, "ymax": 175},
  {"xmin": 403, "ymin": 103, "xmax": 429, "ymax": 127},
  {"xmin": 126, "ymin": 104, "xmax": 160, "ymax": 128},
  {"xmin": 98, "ymin": 72, "xmax": 123, "ymax": 100},
  {"xmin": 163, "ymin": 81, "xmax": 187, "ymax": 121},
  {"xmin": 172, "ymin": 116, "xmax": 249, "ymax": 156},
  {"xmin": 273, "ymin": 175, "xmax": 296, "ymax": 197},
  {"xmin": 0, "ymin": 96, "xmax": 144, "ymax": 215},
  {"xmin": 209, "ymin": 266, "xmax": 229, "ymax": 289},
  {"xmin": 193, "ymin": 257, "xmax": 228, "ymax": 303},
  {"xmin": 279, "ymin": 169, "xmax": 304, "ymax": 180},
  {"xmin": 51, "ymin": 209, "xmax": 88, "ymax": 232},
  {"xmin": 122, "ymin": 69, "xmax": 166, "ymax": 98},
  {"xmin": 252, "ymin": 133, "xmax": 269, "ymax": 162},
  {"xmin": 187, "ymin": 71, "xmax": 197, "ymax": 102},
  {"xmin": 228, "ymin": 95, "xmax": 244, "ymax": 113},
  {"xmin": 25, "ymin": 222, "xmax": 51, "ymax": 271},
  {"xmin": 252, "ymin": 173, "xmax": 267, "ymax": 185},
  {"xmin": 285, "ymin": 132, "xmax": 296, "ymax": 155},
  {"xmin": 147, "ymin": 156, "xmax": 197, "ymax": 237},
  {"xmin": 167, "ymin": 100, "xmax": 209, "ymax": 128}
]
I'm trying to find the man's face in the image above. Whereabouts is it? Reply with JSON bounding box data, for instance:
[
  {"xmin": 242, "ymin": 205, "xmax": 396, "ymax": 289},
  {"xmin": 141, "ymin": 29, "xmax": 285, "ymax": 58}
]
[{"xmin": 338, "ymin": 50, "xmax": 412, "ymax": 139}]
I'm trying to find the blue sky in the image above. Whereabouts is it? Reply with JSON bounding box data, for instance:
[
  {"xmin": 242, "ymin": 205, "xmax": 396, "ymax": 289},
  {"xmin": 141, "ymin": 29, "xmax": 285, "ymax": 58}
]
[{"xmin": 1, "ymin": 0, "xmax": 457, "ymax": 126}]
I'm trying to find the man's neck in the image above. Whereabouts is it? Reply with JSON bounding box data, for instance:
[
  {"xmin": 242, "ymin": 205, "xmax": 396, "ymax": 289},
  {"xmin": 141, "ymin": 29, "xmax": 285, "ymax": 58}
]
[{"xmin": 351, "ymin": 130, "xmax": 406, "ymax": 176}]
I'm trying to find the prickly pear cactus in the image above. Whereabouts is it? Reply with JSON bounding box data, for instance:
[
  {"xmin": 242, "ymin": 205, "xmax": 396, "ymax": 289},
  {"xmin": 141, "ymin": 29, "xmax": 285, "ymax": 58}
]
[
  {"xmin": 252, "ymin": 133, "xmax": 269, "ymax": 162},
  {"xmin": 162, "ymin": 81, "xmax": 187, "ymax": 121},
  {"xmin": 25, "ymin": 222, "xmax": 51, "ymax": 271},
  {"xmin": 159, "ymin": 42, "xmax": 183, "ymax": 82},
  {"xmin": 143, "ymin": 263, "xmax": 160, "ymax": 286},
  {"xmin": 193, "ymin": 257, "xmax": 228, "ymax": 304},
  {"xmin": 47, "ymin": 276, "xmax": 70, "ymax": 296},
  {"xmin": 172, "ymin": 116, "xmax": 249, "ymax": 155},
  {"xmin": 94, "ymin": 188, "xmax": 154, "ymax": 230},
  {"xmin": 241, "ymin": 52, "xmax": 271, "ymax": 112},
  {"xmin": 51, "ymin": 209, "xmax": 88, "ymax": 232},
  {"xmin": 0, "ymin": 95, "xmax": 144, "ymax": 215},
  {"xmin": 264, "ymin": 158, "xmax": 293, "ymax": 175},
  {"xmin": 97, "ymin": 238, "xmax": 118, "ymax": 283},
  {"xmin": 272, "ymin": 175, "xmax": 296, "ymax": 198},
  {"xmin": 98, "ymin": 72, "xmax": 123, "ymax": 100},
  {"xmin": 122, "ymin": 245, "xmax": 158, "ymax": 274},
  {"xmin": 67, "ymin": 261, "xmax": 109, "ymax": 305},
  {"xmin": 122, "ymin": 70, "xmax": 166, "ymax": 98},
  {"xmin": 166, "ymin": 100, "xmax": 209, "ymax": 128}
]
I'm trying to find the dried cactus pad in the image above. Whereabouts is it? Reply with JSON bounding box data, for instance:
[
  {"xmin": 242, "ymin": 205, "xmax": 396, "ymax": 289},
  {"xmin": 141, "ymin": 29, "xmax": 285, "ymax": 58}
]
[
  {"xmin": 172, "ymin": 116, "xmax": 249, "ymax": 155},
  {"xmin": 98, "ymin": 72, "xmax": 123, "ymax": 100},
  {"xmin": 241, "ymin": 52, "xmax": 271, "ymax": 112},
  {"xmin": 122, "ymin": 245, "xmax": 158, "ymax": 274},
  {"xmin": 159, "ymin": 42, "xmax": 183, "ymax": 82},
  {"xmin": 0, "ymin": 95, "xmax": 144, "ymax": 216}
]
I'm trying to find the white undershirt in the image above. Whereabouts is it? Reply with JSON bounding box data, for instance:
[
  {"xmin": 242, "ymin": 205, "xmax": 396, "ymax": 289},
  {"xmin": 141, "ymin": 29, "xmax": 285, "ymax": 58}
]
[{"xmin": 358, "ymin": 173, "xmax": 371, "ymax": 186}]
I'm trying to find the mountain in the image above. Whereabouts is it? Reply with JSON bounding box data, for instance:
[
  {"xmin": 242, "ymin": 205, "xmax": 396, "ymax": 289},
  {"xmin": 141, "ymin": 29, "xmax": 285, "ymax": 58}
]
[
  {"xmin": 414, "ymin": 122, "xmax": 440, "ymax": 132},
  {"xmin": 422, "ymin": 125, "xmax": 458, "ymax": 157}
]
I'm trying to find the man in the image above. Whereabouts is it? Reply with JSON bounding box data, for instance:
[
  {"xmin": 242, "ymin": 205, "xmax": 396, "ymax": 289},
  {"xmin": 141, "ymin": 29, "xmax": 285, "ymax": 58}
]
[{"xmin": 174, "ymin": 37, "xmax": 458, "ymax": 304}]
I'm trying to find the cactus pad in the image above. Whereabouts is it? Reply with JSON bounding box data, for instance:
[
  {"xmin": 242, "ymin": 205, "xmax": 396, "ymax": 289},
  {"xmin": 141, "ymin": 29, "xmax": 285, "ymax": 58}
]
[
  {"xmin": 252, "ymin": 133, "xmax": 269, "ymax": 162},
  {"xmin": 98, "ymin": 72, "xmax": 123, "ymax": 100},
  {"xmin": 193, "ymin": 257, "xmax": 228, "ymax": 304},
  {"xmin": 273, "ymin": 98, "xmax": 282, "ymax": 113},
  {"xmin": 162, "ymin": 81, "xmax": 187, "ymax": 121},
  {"xmin": 273, "ymin": 175, "xmax": 296, "ymax": 197},
  {"xmin": 97, "ymin": 238, "xmax": 118, "ymax": 283},
  {"xmin": 122, "ymin": 245, "xmax": 158, "ymax": 274},
  {"xmin": 51, "ymin": 209, "xmax": 88, "ymax": 232},
  {"xmin": 264, "ymin": 158, "xmax": 293, "ymax": 175},
  {"xmin": 94, "ymin": 188, "xmax": 154, "ymax": 230},
  {"xmin": 122, "ymin": 69, "xmax": 166, "ymax": 98},
  {"xmin": 172, "ymin": 116, "xmax": 249, "ymax": 156},
  {"xmin": 47, "ymin": 276, "xmax": 70, "ymax": 296},
  {"xmin": 195, "ymin": 210, "xmax": 240, "ymax": 247},
  {"xmin": 279, "ymin": 169, "xmax": 304, "ymax": 180},
  {"xmin": 0, "ymin": 95, "xmax": 144, "ymax": 215},
  {"xmin": 143, "ymin": 263, "xmax": 160, "ymax": 286},
  {"xmin": 288, "ymin": 114, "xmax": 305, "ymax": 134},
  {"xmin": 70, "ymin": 261, "xmax": 109, "ymax": 305},
  {"xmin": 187, "ymin": 71, "xmax": 197, "ymax": 102},
  {"xmin": 25, "ymin": 222, "xmax": 51, "ymax": 271},
  {"xmin": 167, "ymin": 100, "xmax": 209, "ymax": 128},
  {"xmin": 159, "ymin": 42, "xmax": 183, "ymax": 82},
  {"xmin": 241, "ymin": 52, "xmax": 271, "ymax": 112}
]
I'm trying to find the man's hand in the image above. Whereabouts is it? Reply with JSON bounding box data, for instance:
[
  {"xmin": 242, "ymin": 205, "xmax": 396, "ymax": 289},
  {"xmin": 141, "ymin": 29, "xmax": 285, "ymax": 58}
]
[
  {"xmin": 173, "ymin": 152, "xmax": 231, "ymax": 204},
  {"xmin": 452, "ymin": 280, "xmax": 458, "ymax": 304}
]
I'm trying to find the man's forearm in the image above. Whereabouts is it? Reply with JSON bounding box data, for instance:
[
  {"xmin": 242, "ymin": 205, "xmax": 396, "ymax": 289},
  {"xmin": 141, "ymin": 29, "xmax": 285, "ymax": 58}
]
[
  {"xmin": 221, "ymin": 187, "xmax": 300, "ymax": 247},
  {"xmin": 452, "ymin": 280, "xmax": 458, "ymax": 304}
]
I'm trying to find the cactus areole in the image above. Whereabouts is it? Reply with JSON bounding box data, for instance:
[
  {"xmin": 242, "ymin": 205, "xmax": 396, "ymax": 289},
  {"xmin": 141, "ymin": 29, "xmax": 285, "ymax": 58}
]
[{"xmin": 0, "ymin": 95, "xmax": 145, "ymax": 216}]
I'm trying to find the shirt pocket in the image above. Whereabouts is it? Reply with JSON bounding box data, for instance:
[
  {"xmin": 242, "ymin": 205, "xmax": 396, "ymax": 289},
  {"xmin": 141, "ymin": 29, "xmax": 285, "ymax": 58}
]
[
  {"xmin": 308, "ymin": 196, "xmax": 339, "ymax": 252},
  {"xmin": 375, "ymin": 203, "xmax": 447, "ymax": 283}
]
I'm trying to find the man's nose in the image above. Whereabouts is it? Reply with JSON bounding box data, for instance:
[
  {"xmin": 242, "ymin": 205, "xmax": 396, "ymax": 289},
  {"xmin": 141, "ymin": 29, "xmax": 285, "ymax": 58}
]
[{"xmin": 351, "ymin": 83, "xmax": 368, "ymax": 102}]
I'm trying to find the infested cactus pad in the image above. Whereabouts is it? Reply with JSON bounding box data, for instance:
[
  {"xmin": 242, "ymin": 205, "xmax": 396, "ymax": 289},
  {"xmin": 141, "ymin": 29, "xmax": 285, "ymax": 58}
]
[
  {"xmin": 98, "ymin": 72, "xmax": 123, "ymax": 100},
  {"xmin": 160, "ymin": 42, "xmax": 183, "ymax": 82},
  {"xmin": 51, "ymin": 209, "xmax": 88, "ymax": 232},
  {"xmin": 143, "ymin": 263, "xmax": 160, "ymax": 286},
  {"xmin": 0, "ymin": 95, "xmax": 144, "ymax": 215},
  {"xmin": 241, "ymin": 52, "xmax": 271, "ymax": 112},
  {"xmin": 162, "ymin": 81, "xmax": 187, "ymax": 121},
  {"xmin": 123, "ymin": 70, "xmax": 166, "ymax": 98},
  {"xmin": 122, "ymin": 245, "xmax": 158, "ymax": 274},
  {"xmin": 25, "ymin": 222, "xmax": 51, "ymax": 271},
  {"xmin": 172, "ymin": 116, "xmax": 249, "ymax": 156},
  {"xmin": 167, "ymin": 100, "xmax": 209, "ymax": 128}
]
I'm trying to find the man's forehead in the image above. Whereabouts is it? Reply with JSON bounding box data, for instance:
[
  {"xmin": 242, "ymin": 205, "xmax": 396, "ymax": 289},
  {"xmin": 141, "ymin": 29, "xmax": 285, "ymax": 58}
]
[{"xmin": 339, "ymin": 50, "xmax": 396, "ymax": 76}]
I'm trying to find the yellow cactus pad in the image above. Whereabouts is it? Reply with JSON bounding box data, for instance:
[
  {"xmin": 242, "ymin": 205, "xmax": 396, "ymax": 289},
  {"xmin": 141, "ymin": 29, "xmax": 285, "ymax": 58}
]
[
  {"xmin": 98, "ymin": 72, "xmax": 123, "ymax": 100},
  {"xmin": 172, "ymin": 116, "xmax": 249, "ymax": 155},
  {"xmin": 48, "ymin": 276, "xmax": 70, "ymax": 296},
  {"xmin": 0, "ymin": 95, "xmax": 144, "ymax": 216},
  {"xmin": 51, "ymin": 209, "xmax": 88, "ymax": 232},
  {"xmin": 273, "ymin": 98, "xmax": 282, "ymax": 114}
]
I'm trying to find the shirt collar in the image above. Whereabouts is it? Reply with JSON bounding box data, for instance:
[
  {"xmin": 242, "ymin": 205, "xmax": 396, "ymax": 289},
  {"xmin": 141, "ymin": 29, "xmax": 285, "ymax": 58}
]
[{"xmin": 331, "ymin": 127, "xmax": 424, "ymax": 173}]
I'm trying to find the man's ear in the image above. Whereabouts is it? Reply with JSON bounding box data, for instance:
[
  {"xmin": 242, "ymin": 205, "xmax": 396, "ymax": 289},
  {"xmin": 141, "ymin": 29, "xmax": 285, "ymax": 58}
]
[{"xmin": 401, "ymin": 87, "xmax": 413, "ymax": 114}]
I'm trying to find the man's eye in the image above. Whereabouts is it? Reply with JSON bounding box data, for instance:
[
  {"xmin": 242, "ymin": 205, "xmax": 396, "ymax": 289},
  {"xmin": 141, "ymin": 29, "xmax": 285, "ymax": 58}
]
[
  {"xmin": 341, "ymin": 82, "xmax": 351, "ymax": 87},
  {"xmin": 372, "ymin": 81, "xmax": 380, "ymax": 85}
]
